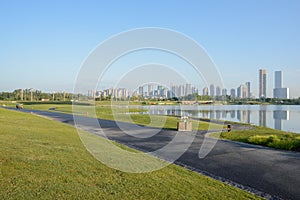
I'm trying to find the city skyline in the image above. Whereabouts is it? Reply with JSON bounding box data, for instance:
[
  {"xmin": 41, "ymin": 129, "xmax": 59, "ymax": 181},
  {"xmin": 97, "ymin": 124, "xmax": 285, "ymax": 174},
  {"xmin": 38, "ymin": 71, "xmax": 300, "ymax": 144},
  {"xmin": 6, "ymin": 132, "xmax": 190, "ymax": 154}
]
[
  {"xmin": 95, "ymin": 69, "xmax": 290, "ymax": 99},
  {"xmin": 3, "ymin": 68, "xmax": 293, "ymax": 100},
  {"xmin": 1, "ymin": 1, "xmax": 300, "ymax": 98}
]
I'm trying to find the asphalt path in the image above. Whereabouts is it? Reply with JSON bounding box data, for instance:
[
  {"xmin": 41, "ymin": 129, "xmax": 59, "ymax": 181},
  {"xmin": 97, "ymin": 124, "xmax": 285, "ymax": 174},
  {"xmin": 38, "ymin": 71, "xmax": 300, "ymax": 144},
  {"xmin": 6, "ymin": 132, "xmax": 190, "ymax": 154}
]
[{"xmin": 9, "ymin": 108, "xmax": 300, "ymax": 200}]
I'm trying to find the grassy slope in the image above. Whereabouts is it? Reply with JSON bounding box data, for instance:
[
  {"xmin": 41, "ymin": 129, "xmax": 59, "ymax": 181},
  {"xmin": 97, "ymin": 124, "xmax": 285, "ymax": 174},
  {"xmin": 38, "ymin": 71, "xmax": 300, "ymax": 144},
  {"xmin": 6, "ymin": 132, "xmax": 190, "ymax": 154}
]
[{"xmin": 0, "ymin": 108, "xmax": 259, "ymax": 199}]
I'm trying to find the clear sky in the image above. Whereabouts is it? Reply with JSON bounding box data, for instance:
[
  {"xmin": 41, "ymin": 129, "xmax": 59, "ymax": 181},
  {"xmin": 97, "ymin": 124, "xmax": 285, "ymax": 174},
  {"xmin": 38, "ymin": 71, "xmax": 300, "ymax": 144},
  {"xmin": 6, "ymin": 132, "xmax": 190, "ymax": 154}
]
[{"xmin": 1, "ymin": 0, "xmax": 300, "ymax": 98}]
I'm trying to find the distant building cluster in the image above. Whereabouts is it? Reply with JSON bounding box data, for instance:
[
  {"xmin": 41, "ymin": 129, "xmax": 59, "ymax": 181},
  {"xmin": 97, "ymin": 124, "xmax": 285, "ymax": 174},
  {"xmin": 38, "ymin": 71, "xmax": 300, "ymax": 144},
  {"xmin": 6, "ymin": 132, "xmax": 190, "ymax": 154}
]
[
  {"xmin": 236, "ymin": 82, "xmax": 252, "ymax": 99},
  {"xmin": 92, "ymin": 88, "xmax": 130, "ymax": 99},
  {"xmin": 202, "ymin": 82, "xmax": 251, "ymax": 99},
  {"xmin": 91, "ymin": 84, "xmax": 199, "ymax": 99},
  {"xmin": 202, "ymin": 85, "xmax": 230, "ymax": 98},
  {"xmin": 88, "ymin": 69, "xmax": 290, "ymax": 100},
  {"xmin": 136, "ymin": 83, "xmax": 198, "ymax": 99}
]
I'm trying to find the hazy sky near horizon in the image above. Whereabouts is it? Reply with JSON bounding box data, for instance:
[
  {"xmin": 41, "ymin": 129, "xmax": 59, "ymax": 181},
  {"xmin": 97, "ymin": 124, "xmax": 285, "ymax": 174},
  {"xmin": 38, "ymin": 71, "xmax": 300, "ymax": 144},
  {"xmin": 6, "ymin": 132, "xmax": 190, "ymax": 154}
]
[{"xmin": 1, "ymin": 0, "xmax": 300, "ymax": 97}]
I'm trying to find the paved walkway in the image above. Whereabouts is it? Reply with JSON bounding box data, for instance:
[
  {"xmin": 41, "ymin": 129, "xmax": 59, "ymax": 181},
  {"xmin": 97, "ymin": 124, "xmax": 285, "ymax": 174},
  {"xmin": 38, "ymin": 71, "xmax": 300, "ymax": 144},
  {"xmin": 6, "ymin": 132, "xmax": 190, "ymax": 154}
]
[{"xmin": 10, "ymin": 108, "xmax": 300, "ymax": 199}]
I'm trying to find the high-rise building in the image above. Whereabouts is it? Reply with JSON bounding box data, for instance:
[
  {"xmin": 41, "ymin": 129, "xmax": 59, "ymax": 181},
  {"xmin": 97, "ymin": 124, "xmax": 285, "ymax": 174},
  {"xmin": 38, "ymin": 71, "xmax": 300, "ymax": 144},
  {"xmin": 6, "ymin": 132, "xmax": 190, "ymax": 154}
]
[
  {"xmin": 203, "ymin": 87, "xmax": 209, "ymax": 96},
  {"xmin": 148, "ymin": 84, "xmax": 153, "ymax": 96},
  {"xmin": 245, "ymin": 82, "xmax": 251, "ymax": 98},
  {"xmin": 179, "ymin": 85, "xmax": 185, "ymax": 97},
  {"xmin": 242, "ymin": 85, "xmax": 247, "ymax": 98},
  {"xmin": 237, "ymin": 86, "xmax": 241, "ymax": 98},
  {"xmin": 170, "ymin": 85, "xmax": 178, "ymax": 98},
  {"xmin": 273, "ymin": 70, "xmax": 289, "ymax": 99},
  {"xmin": 209, "ymin": 84, "xmax": 215, "ymax": 97},
  {"xmin": 185, "ymin": 83, "xmax": 192, "ymax": 96},
  {"xmin": 275, "ymin": 71, "xmax": 282, "ymax": 89},
  {"xmin": 216, "ymin": 86, "xmax": 221, "ymax": 97},
  {"xmin": 138, "ymin": 86, "xmax": 144, "ymax": 97},
  {"xmin": 230, "ymin": 89, "xmax": 235, "ymax": 98},
  {"xmin": 157, "ymin": 85, "xmax": 164, "ymax": 97},
  {"xmin": 259, "ymin": 69, "xmax": 267, "ymax": 98},
  {"xmin": 237, "ymin": 85, "xmax": 245, "ymax": 98},
  {"xmin": 222, "ymin": 88, "xmax": 227, "ymax": 96}
]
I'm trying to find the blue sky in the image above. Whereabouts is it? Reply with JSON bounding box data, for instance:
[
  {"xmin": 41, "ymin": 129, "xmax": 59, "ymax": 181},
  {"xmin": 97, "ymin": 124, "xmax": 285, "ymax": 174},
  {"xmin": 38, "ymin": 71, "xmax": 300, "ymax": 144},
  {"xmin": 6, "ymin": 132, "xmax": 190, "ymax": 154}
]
[{"xmin": 1, "ymin": 0, "xmax": 300, "ymax": 97}]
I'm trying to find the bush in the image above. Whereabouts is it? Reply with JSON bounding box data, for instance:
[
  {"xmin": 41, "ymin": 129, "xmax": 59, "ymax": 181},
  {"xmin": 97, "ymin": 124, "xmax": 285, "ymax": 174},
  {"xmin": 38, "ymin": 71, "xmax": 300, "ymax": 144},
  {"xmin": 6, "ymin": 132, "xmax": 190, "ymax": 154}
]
[
  {"xmin": 248, "ymin": 135, "xmax": 277, "ymax": 146},
  {"xmin": 248, "ymin": 135, "xmax": 300, "ymax": 151}
]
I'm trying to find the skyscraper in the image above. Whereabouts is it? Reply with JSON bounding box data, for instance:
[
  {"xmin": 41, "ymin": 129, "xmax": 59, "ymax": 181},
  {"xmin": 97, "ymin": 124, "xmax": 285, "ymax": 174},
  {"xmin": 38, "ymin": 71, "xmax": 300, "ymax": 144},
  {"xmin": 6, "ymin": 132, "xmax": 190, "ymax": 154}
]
[
  {"xmin": 179, "ymin": 85, "xmax": 185, "ymax": 97},
  {"xmin": 237, "ymin": 85, "xmax": 245, "ymax": 98},
  {"xmin": 203, "ymin": 87, "xmax": 209, "ymax": 95},
  {"xmin": 185, "ymin": 83, "xmax": 192, "ymax": 96},
  {"xmin": 275, "ymin": 71, "xmax": 282, "ymax": 89},
  {"xmin": 245, "ymin": 82, "xmax": 251, "ymax": 98},
  {"xmin": 138, "ymin": 86, "xmax": 144, "ymax": 97},
  {"xmin": 222, "ymin": 88, "xmax": 227, "ymax": 96},
  {"xmin": 210, "ymin": 84, "xmax": 215, "ymax": 97},
  {"xmin": 230, "ymin": 88, "xmax": 235, "ymax": 98},
  {"xmin": 216, "ymin": 86, "xmax": 221, "ymax": 97},
  {"xmin": 259, "ymin": 69, "xmax": 267, "ymax": 98},
  {"xmin": 170, "ymin": 85, "xmax": 178, "ymax": 98},
  {"xmin": 273, "ymin": 70, "xmax": 289, "ymax": 99},
  {"xmin": 148, "ymin": 84, "xmax": 153, "ymax": 96}
]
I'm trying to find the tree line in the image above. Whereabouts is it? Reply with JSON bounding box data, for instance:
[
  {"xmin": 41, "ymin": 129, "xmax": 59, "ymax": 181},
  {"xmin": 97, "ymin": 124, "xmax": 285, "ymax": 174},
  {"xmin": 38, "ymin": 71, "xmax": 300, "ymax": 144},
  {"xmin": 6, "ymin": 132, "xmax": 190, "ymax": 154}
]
[{"xmin": 0, "ymin": 89, "xmax": 73, "ymax": 101}]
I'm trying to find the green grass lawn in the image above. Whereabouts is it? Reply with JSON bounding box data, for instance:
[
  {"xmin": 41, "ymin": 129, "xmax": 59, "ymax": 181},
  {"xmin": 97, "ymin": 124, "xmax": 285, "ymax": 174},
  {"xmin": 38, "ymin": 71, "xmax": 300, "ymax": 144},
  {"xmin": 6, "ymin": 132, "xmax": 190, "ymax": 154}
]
[
  {"xmin": 10, "ymin": 102, "xmax": 224, "ymax": 131},
  {"xmin": 0, "ymin": 108, "xmax": 259, "ymax": 199},
  {"xmin": 220, "ymin": 126, "xmax": 300, "ymax": 151}
]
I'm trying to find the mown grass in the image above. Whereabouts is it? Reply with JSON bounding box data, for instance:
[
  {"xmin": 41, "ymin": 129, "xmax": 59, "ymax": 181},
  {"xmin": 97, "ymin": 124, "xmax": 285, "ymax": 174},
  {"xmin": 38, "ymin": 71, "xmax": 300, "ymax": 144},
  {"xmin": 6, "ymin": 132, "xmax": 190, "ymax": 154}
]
[
  {"xmin": 0, "ymin": 108, "xmax": 259, "ymax": 199},
  {"xmin": 220, "ymin": 126, "xmax": 300, "ymax": 151},
  {"xmin": 10, "ymin": 102, "xmax": 224, "ymax": 131}
]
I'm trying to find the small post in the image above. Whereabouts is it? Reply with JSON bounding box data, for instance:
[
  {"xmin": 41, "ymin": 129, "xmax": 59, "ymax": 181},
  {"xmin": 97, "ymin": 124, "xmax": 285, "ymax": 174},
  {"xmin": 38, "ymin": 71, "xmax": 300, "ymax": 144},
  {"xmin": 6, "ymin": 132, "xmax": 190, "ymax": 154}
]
[{"xmin": 227, "ymin": 124, "xmax": 231, "ymax": 132}]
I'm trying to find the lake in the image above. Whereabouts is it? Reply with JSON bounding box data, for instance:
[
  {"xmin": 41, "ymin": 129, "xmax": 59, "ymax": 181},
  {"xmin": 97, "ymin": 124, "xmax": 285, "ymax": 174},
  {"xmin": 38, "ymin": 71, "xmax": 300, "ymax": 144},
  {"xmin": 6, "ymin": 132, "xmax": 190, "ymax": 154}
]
[{"xmin": 139, "ymin": 105, "xmax": 300, "ymax": 133}]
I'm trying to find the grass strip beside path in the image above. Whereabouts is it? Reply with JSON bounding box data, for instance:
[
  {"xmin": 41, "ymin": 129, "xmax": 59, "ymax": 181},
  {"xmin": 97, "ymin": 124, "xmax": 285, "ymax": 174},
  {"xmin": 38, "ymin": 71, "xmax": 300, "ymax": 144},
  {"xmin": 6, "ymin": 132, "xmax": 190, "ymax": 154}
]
[
  {"xmin": 13, "ymin": 103, "xmax": 225, "ymax": 131},
  {"xmin": 220, "ymin": 126, "xmax": 300, "ymax": 151}
]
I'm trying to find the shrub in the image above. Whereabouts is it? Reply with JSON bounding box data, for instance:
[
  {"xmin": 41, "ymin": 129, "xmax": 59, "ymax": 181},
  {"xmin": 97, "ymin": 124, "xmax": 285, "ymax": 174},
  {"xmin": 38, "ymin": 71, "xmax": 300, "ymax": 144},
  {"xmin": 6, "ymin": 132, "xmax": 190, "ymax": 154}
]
[
  {"xmin": 269, "ymin": 138, "xmax": 300, "ymax": 150},
  {"xmin": 248, "ymin": 135, "xmax": 277, "ymax": 146},
  {"xmin": 248, "ymin": 135, "xmax": 300, "ymax": 151}
]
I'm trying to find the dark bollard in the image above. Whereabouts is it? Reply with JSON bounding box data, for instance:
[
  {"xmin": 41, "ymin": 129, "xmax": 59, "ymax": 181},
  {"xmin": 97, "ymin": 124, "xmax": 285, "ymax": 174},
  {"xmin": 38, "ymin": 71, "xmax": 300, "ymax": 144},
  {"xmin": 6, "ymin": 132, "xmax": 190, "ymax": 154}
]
[{"xmin": 227, "ymin": 124, "xmax": 232, "ymax": 132}]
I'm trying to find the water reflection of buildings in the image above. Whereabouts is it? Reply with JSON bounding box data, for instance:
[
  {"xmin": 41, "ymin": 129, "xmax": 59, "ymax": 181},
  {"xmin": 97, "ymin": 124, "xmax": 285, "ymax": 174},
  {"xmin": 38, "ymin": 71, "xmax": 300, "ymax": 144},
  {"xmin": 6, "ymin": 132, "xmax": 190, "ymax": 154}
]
[
  {"xmin": 237, "ymin": 110, "xmax": 251, "ymax": 124},
  {"xmin": 216, "ymin": 110, "xmax": 221, "ymax": 120},
  {"xmin": 209, "ymin": 111, "xmax": 215, "ymax": 119},
  {"xmin": 230, "ymin": 110, "xmax": 235, "ymax": 118},
  {"xmin": 203, "ymin": 111, "xmax": 209, "ymax": 118},
  {"xmin": 273, "ymin": 110, "xmax": 289, "ymax": 130},
  {"xmin": 259, "ymin": 110, "xmax": 266, "ymax": 127},
  {"xmin": 149, "ymin": 108, "xmax": 290, "ymax": 131}
]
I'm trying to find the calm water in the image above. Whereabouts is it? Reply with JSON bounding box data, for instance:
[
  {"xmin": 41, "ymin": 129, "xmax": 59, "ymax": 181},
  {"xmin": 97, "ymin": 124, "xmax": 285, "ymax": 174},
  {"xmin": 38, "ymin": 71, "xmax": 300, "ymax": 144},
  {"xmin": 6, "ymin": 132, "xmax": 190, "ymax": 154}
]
[{"xmin": 139, "ymin": 105, "xmax": 300, "ymax": 133}]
